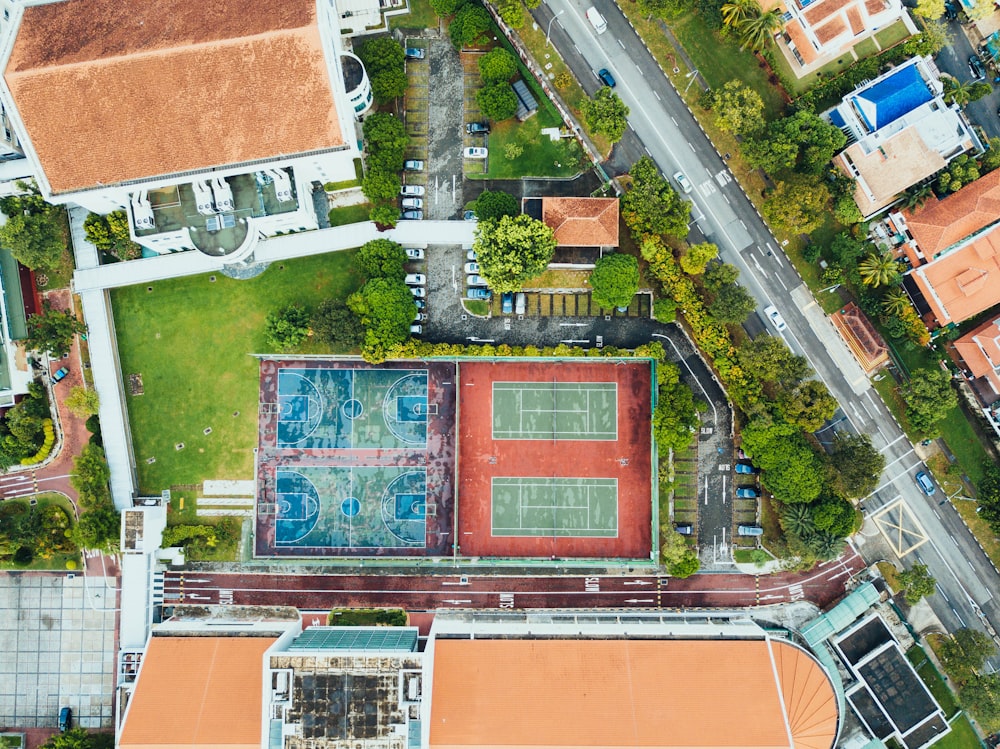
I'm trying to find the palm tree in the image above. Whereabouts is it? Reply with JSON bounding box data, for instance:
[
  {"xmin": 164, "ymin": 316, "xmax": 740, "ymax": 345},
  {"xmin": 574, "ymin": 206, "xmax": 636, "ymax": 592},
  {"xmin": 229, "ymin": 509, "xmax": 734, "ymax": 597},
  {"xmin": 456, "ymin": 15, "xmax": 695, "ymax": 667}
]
[
  {"xmin": 881, "ymin": 289, "xmax": 911, "ymax": 317},
  {"xmin": 781, "ymin": 503, "xmax": 816, "ymax": 538},
  {"xmin": 942, "ymin": 76, "xmax": 973, "ymax": 108},
  {"xmin": 899, "ymin": 183, "xmax": 933, "ymax": 212},
  {"xmin": 721, "ymin": 0, "xmax": 759, "ymax": 30},
  {"xmin": 737, "ymin": 8, "xmax": 783, "ymax": 53},
  {"xmin": 808, "ymin": 531, "xmax": 846, "ymax": 561},
  {"xmin": 858, "ymin": 251, "xmax": 901, "ymax": 288}
]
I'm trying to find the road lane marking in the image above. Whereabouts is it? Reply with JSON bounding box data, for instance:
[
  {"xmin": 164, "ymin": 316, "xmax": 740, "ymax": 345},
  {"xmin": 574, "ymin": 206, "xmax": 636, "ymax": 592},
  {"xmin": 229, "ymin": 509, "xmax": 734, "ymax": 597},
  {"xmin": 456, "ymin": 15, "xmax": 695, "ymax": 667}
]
[
  {"xmin": 653, "ymin": 90, "xmax": 661, "ymax": 100},
  {"xmin": 617, "ymin": 38, "xmax": 625, "ymax": 48}
]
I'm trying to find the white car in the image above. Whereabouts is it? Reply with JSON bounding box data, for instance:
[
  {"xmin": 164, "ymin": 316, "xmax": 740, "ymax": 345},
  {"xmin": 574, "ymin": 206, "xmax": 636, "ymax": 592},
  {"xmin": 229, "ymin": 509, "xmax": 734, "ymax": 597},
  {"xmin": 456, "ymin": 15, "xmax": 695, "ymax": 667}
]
[
  {"xmin": 410, "ymin": 324, "xmax": 423, "ymax": 335},
  {"xmin": 413, "ymin": 312, "xmax": 428, "ymax": 322},
  {"xmin": 405, "ymin": 248, "xmax": 425, "ymax": 260},
  {"xmin": 464, "ymin": 262, "xmax": 480, "ymax": 274},
  {"xmin": 410, "ymin": 286, "xmax": 426, "ymax": 298},
  {"xmin": 405, "ymin": 273, "xmax": 426, "ymax": 286},
  {"xmin": 466, "ymin": 250, "xmax": 477, "ymax": 261},
  {"xmin": 673, "ymin": 171, "xmax": 693, "ymax": 194},
  {"xmin": 401, "ymin": 185, "xmax": 425, "ymax": 197},
  {"xmin": 467, "ymin": 274, "xmax": 485, "ymax": 286},
  {"xmin": 463, "ymin": 147, "xmax": 488, "ymax": 159},
  {"xmin": 401, "ymin": 197, "xmax": 423, "ymax": 209},
  {"xmin": 763, "ymin": 304, "xmax": 786, "ymax": 331}
]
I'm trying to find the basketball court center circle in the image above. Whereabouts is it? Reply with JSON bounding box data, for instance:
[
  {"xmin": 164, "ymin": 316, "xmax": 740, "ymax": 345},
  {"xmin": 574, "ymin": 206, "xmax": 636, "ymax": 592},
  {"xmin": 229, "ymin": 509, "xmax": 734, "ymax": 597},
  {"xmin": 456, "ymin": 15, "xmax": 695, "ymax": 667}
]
[
  {"xmin": 341, "ymin": 496, "xmax": 361, "ymax": 517},
  {"xmin": 342, "ymin": 398, "xmax": 363, "ymax": 420}
]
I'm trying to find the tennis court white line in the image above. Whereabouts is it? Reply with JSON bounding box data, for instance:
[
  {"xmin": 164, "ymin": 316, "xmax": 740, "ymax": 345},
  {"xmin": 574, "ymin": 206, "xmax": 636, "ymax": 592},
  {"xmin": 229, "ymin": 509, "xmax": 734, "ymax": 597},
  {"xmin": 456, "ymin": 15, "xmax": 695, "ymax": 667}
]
[{"xmin": 492, "ymin": 381, "xmax": 619, "ymax": 441}]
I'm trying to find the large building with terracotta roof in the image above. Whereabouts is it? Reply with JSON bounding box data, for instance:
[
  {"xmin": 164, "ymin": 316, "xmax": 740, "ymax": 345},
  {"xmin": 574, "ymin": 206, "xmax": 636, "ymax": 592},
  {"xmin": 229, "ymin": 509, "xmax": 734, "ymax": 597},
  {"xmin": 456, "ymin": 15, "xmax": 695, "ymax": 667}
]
[
  {"xmin": 764, "ymin": 0, "xmax": 915, "ymax": 79},
  {"xmin": 539, "ymin": 197, "xmax": 620, "ymax": 247},
  {"xmin": 0, "ymin": 0, "xmax": 370, "ymax": 258},
  {"xmin": 828, "ymin": 57, "xmax": 979, "ymax": 219}
]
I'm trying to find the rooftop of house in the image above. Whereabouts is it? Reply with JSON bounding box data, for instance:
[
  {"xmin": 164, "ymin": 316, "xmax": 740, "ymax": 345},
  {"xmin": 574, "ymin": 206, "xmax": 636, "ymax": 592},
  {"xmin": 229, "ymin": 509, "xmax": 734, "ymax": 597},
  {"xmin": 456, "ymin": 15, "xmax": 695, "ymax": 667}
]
[
  {"xmin": 428, "ymin": 638, "xmax": 838, "ymax": 749},
  {"xmin": 541, "ymin": 197, "xmax": 620, "ymax": 247},
  {"xmin": 4, "ymin": 0, "xmax": 345, "ymax": 194},
  {"xmin": 908, "ymin": 226, "xmax": 1000, "ymax": 325},
  {"xmin": 899, "ymin": 171, "xmax": 1000, "ymax": 258},
  {"xmin": 848, "ymin": 63, "xmax": 933, "ymax": 133},
  {"xmin": 118, "ymin": 635, "xmax": 276, "ymax": 749},
  {"xmin": 954, "ymin": 315, "xmax": 1000, "ymax": 387}
]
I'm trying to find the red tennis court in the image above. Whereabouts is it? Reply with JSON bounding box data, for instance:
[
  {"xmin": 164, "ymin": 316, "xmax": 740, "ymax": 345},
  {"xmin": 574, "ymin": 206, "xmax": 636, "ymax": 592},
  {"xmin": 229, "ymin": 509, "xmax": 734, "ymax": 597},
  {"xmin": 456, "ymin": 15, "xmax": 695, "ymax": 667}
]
[{"xmin": 457, "ymin": 359, "xmax": 654, "ymax": 559}]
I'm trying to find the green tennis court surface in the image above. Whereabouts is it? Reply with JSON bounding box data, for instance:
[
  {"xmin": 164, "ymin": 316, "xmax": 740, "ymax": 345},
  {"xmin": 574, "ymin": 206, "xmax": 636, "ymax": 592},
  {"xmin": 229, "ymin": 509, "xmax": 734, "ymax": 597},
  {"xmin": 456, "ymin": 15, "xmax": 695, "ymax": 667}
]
[
  {"xmin": 492, "ymin": 381, "xmax": 617, "ymax": 440},
  {"xmin": 491, "ymin": 477, "xmax": 618, "ymax": 537}
]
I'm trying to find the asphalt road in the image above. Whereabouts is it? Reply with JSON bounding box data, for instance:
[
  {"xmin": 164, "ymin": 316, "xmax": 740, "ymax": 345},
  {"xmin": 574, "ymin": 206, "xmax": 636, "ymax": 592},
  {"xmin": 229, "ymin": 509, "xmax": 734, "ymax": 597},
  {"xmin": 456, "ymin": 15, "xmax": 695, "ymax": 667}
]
[
  {"xmin": 935, "ymin": 18, "xmax": 1000, "ymax": 141},
  {"xmin": 163, "ymin": 546, "xmax": 863, "ymax": 610},
  {"xmin": 536, "ymin": 0, "xmax": 1000, "ymax": 654}
]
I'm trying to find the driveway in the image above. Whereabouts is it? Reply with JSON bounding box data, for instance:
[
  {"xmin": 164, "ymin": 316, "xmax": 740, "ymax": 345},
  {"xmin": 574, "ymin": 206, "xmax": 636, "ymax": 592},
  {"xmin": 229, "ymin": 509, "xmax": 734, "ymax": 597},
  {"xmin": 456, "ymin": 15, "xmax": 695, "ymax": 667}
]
[
  {"xmin": 425, "ymin": 38, "xmax": 466, "ymax": 218},
  {"xmin": 935, "ymin": 18, "xmax": 1000, "ymax": 140}
]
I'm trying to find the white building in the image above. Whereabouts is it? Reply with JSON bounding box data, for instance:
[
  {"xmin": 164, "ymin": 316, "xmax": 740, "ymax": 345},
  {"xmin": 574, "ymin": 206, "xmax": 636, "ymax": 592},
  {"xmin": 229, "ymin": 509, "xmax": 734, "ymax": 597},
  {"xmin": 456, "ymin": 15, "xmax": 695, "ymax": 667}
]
[{"xmin": 0, "ymin": 0, "xmax": 372, "ymax": 261}]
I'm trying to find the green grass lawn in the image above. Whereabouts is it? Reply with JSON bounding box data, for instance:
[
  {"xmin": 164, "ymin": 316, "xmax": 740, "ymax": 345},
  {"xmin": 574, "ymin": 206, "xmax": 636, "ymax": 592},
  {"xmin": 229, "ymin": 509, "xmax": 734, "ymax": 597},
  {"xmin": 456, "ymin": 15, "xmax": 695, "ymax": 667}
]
[
  {"xmin": 483, "ymin": 115, "xmax": 584, "ymax": 179},
  {"xmin": 769, "ymin": 49, "xmax": 857, "ymax": 96},
  {"xmin": 853, "ymin": 37, "xmax": 879, "ymax": 59},
  {"xmin": 938, "ymin": 715, "xmax": 985, "ymax": 749},
  {"xmin": 112, "ymin": 252, "xmax": 362, "ymax": 493},
  {"xmin": 875, "ymin": 19, "xmax": 913, "ymax": 49},
  {"xmin": 907, "ymin": 645, "xmax": 960, "ymax": 716},
  {"xmin": 328, "ymin": 203, "xmax": 372, "ymax": 226},
  {"xmin": 390, "ymin": 0, "xmax": 439, "ymax": 31},
  {"xmin": 669, "ymin": 15, "xmax": 787, "ymax": 120}
]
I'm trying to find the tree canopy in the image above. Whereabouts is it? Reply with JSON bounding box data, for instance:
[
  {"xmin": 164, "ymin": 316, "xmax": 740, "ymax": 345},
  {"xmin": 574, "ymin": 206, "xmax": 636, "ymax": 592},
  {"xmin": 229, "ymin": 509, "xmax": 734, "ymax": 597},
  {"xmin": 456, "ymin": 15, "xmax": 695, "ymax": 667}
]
[
  {"xmin": 708, "ymin": 80, "xmax": 764, "ymax": 136},
  {"xmin": 474, "ymin": 215, "xmax": 557, "ymax": 292},
  {"xmin": 829, "ymin": 432, "xmax": 884, "ymax": 498},
  {"xmin": 312, "ymin": 299, "xmax": 363, "ymax": 349},
  {"xmin": 779, "ymin": 380, "xmax": 838, "ymax": 432},
  {"xmin": 736, "ymin": 335, "xmax": 810, "ymax": 385},
  {"xmin": 478, "ymin": 47, "xmax": 518, "ymax": 83},
  {"xmin": 65, "ymin": 386, "xmax": 100, "ymax": 419},
  {"xmin": 24, "ymin": 304, "xmax": 86, "ymax": 357},
  {"xmin": 621, "ymin": 156, "xmax": 691, "ymax": 238},
  {"xmin": 348, "ymin": 278, "xmax": 417, "ymax": 362},
  {"xmin": 898, "ymin": 562, "xmax": 937, "ymax": 605},
  {"xmin": 589, "ymin": 253, "xmax": 639, "ymax": 310},
  {"xmin": 0, "ymin": 211, "xmax": 65, "ymax": 271},
  {"xmin": 582, "ymin": 87, "xmax": 630, "ymax": 143},
  {"xmin": 474, "ymin": 190, "xmax": 519, "ymax": 220},
  {"xmin": 903, "ymin": 368, "xmax": 957, "ymax": 437},
  {"xmin": 744, "ymin": 110, "xmax": 846, "ymax": 174},
  {"xmin": 707, "ymin": 282, "xmax": 756, "ymax": 324},
  {"xmin": 264, "ymin": 304, "xmax": 310, "ymax": 352},
  {"xmin": 449, "ymin": 3, "xmax": 492, "ymax": 48},
  {"xmin": 363, "ymin": 113, "xmax": 409, "ymax": 173},
  {"xmin": 357, "ymin": 238, "xmax": 407, "ymax": 279},
  {"xmin": 679, "ymin": 242, "xmax": 718, "ymax": 275},
  {"xmin": 84, "ymin": 211, "xmax": 142, "ymax": 261},
  {"xmin": 653, "ymin": 362, "xmax": 700, "ymax": 453},
  {"xmin": 660, "ymin": 525, "xmax": 700, "ymax": 577},
  {"xmin": 356, "ymin": 37, "xmax": 407, "ymax": 104},
  {"xmin": 762, "ymin": 177, "xmax": 829, "ymax": 236},
  {"xmin": 476, "ymin": 82, "xmax": 519, "ymax": 121},
  {"xmin": 741, "ymin": 418, "xmax": 824, "ymax": 503}
]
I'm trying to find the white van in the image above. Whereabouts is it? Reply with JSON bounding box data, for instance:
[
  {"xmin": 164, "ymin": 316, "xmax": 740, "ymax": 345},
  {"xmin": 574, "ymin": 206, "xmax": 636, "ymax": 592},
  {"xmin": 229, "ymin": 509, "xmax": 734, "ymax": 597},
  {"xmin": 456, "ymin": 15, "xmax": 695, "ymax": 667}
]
[{"xmin": 586, "ymin": 6, "xmax": 607, "ymax": 33}]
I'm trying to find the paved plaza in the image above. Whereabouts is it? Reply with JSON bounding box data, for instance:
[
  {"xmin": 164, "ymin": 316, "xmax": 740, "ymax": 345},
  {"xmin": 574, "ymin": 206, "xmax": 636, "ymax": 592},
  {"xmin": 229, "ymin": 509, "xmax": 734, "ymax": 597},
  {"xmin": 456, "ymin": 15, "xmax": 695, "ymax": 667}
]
[{"xmin": 0, "ymin": 574, "xmax": 116, "ymax": 729}]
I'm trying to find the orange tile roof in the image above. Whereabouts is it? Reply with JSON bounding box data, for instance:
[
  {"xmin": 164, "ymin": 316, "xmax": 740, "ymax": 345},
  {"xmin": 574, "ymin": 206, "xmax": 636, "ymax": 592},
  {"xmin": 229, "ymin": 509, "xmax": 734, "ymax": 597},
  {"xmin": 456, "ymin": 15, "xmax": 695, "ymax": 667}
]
[
  {"xmin": 832, "ymin": 302, "xmax": 889, "ymax": 373},
  {"xmin": 902, "ymin": 171, "xmax": 1000, "ymax": 257},
  {"xmin": 5, "ymin": 0, "xmax": 345, "ymax": 193},
  {"xmin": 846, "ymin": 6, "xmax": 865, "ymax": 34},
  {"xmin": 804, "ymin": 0, "xmax": 852, "ymax": 26},
  {"xmin": 785, "ymin": 20, "xmax": 820, "ymax": 63},
  {"xmin": 864, "ymin": 0, "xmax": 888, "ymax": 13},
  {"xmin": 909, "ymin": 227, "xmax": 1000, "ymax": 325},
  {"xmin": 429, "ymin": 638, "xmax": 838, "ymax": 749},
  {"xmin": 815, "ymin": 17, "xmax": 848, "ymax": 44},
  {"xmin": 954, "ymin": 316, "xmax": 1000, "ymax": 392},
  {"xmin": 119, "ymin": 636, "xmax": 274, "ymax": 749},
  {"xmin": 541, "ymin": 197, "xmax": 620, "ymax": 247}
]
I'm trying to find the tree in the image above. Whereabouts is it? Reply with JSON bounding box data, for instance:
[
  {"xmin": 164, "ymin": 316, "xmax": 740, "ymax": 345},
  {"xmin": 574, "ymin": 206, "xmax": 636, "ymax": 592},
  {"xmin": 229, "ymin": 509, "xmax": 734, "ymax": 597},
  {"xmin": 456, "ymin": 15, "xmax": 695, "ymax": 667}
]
[
  {"xmin": 660, "ymin": 526, "xmax": 700, "ymax": 577},
  {"xmin": 363, "ymin": 113, "xmax": 409, "ymax": 173},
  {"xmin": 737, "ymin": 335, "xmax": 810, "ymax": 385},
  {"xmin": 497, "ymin": 0, "xmax": 525, "ymax": 27},
  {"xmin": 857, "ymin": 250, "xmax": 900, "ymax": 287},
  {"xmin": 779, "ymin": 380, "xmax": 838, "ymax": 432},
  {"xmin": 781, "ymin": 502, "xmax": 816, "ymax": 538},
  {"xmin": 65, "ymin": 386, "xmax": 100, "ymax": 419},
  {"xmin": 0, "ymin": 211, "xmax": 64, "ymax": 271},
  {"xmin": 898, "ymin": 562, "xmax": 937, "ymax": 604},
  {"xmin": 476, "ymin": 82, "xmax": 519, "ymax": 121},
  {"xmin": 745, "ymin": 110, "xmax": 846, "ymax": 175},
  {"xmin": 590, "ymin": 253, "xmax": 639, "ymax": 309},
  {"xmin": 581, "ymin": 87, "xmax": 630, "ymax": 143},
  {"xmin": 72, "ymin": 505, "xmax": 120, "ymax": 552},
  {"xmin": 942, "ymin": 76, "xmax": 975, "ymax": 107},
  {"xmin": 347, "ymin": 278, "xmax": 417, "ymax": 362},
  {"xmin": 721, "ymin": 0, "xmax": 758, "ymax": 27},
  {"xmin": 430, "ymin": 0, "xmax": 466, "ymax": 16},
  {"xmin": 39, "ymin": 729, "xmax": 113, "ymax": 749},
  {"xmin": 653, "ymin": 297, "xmax": 677, "ymax": 323},
  {"xmin": 829, "ymin": 432, "xmax": 884, "ymax": 498},
  {"xmin": 940, "ymin": 628, "xmax": 998, "ymax": 683},
  {"xmin": 881, "ymin": 289, "xmax": 911, "ymax": 317},
  {"xmin": 474, "ymin": 189, "xmax": 519, "ymax": 220},
  {"xmin": 708, "ymin": 283, "xmax": 756, "ymax": 324},
  {"xmin": 704, "ymin": 262, "xmax": 740, "ymax": 293},
  {"xmin": 264, "ymin": 304, "xmax": 310, "ymax": 352},
  {"xmin": 960, "ymin": 673, "xmax": 1000, "ymax": 723},
  {"xmin": 679, "ymin": 242, "xmax": 718, "ymax": 275},
  {"xmin": 967, "ymin": 0, "xmax": 993, "ymax": 20},
  {"xmin": 311, "ymin": 299, "xmax": 363, "ymax": 349},
  {"xmin": 762, "ymin": 177, "xmax": 829, "ymax": 235},
  {"xmin": 913, "ymin": 0, "xmax": 945, "ymax": 18},
  {"xmin": 71, "ymin": 444, "xmax": 111, "ymax": 503},
  {"xmin": 982, "ymin": 137, "xmax": 1000, "ymax": 172},
  {"xmin": 709, "ymin": 80, "xmax": 764, "ymax": 136},
  {"xmin": 735, "ymin": 8, "xmax": 782, "ymax": 51},
  {"xmin": 357, "ymin": 238, "xmax": 407, "ymax": 279},
  {"xmin": 653, "ymin": 364, "xmax": 700, "ymax": 452},
  {"xmin": 740, "ymin": 418, "xmax": 825, "ymax": 504},
  {"xmin": 24, "ymin": 305, "xmax": 86, "ymax": 357},
  {"xmin": 356, "ymin": 37, "xmax": 407, "ymax": 104},
  {"xmin": 362, "ymin": 170, "xmax": 402, "ymax": 202},
  {"xmin": 810, "ymin": 493, "xmax": 857, "ymax": 537},
  {"xmin": 977, "ymin": 463, "xmax": 1000, "ymax": 533},
  {"xmin": 903, "ymin": 368, "xmax": 957, "ymax": 436},
  {"xmin": 84, "ymin": 211, "xmax": 141, "ymax": 261},
  {"xmin": 449, "ymin": 3, "xmax": 492, "ymax": 48},
  {"xmin": 369, "ymin": 203, "xmax": 399, "ymax": 229},
  {"xmin": 478, "ymin": 47, "xmax": 518, "ymax": 84},
  {"xmin": 938, "ymin": 154, "xmax": 980, "ymax": 194},
  {"xmin": 621, "ymin": 156, "xmax": 691, "ymax": 239},
  {"xmin": 806, "ymin": 530, "xmax": 845, "ymax": 560},
  {"xmin": 474, "ymin": 215, "xmax": 557, "ymax": 292}
]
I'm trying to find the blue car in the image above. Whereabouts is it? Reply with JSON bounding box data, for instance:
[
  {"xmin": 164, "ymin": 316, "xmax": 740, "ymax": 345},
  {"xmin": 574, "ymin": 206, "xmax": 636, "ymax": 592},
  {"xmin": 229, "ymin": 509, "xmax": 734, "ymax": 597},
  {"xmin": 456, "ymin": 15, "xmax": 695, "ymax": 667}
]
[
  {"xmin": 51, "ymin": 366, "xmax": 69, "ymax": 384},
  {"xmin": 735, "ymin": 462, "xmax": 758, "ymax": 475},
  {"xmin": 915, "ymin": 471, "xmax": 936, "ymax": 496},
  {"xmin": 501, "ymin": 292, "xmax": 514, "ymax": 314},
  {"xmin": 736, "ymin": 487, "xmax": 759, "ymax": 499},
  {"xmin": 597, "ymin": 68, "xmax": 616, "ymax": 88},
  {"xmin": 467, "ymin": 287, "xmax": 491, "ymax": 300}
]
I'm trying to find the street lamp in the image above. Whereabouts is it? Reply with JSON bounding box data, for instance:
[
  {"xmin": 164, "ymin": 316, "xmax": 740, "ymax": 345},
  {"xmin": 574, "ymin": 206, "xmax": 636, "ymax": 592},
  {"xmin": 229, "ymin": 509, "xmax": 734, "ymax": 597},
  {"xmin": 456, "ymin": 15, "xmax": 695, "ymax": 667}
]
[
  {"xmin": 683, "ymin": 69, "xmax": 699, "ymax": 94},
  {"xmin": 546, "ymin": 9, "xmax": 565, "ymax": 47}
]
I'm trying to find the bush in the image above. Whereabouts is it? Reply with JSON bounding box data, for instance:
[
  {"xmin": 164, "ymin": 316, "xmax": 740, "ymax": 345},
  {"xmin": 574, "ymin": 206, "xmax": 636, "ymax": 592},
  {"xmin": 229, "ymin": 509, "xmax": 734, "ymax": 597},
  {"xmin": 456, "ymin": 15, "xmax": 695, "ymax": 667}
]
[
  {"xmin": 13, "ymin": 546, "xmax": 33, "ymax": 566},
  {"xmin": 328, "ymin": 608, "xmax": 408, "ymax": 626},
  {"xmin": 478, "ymin": 47, "xmax": 518, "ymax": 84},
  {"xmin": 476, "ymin": 82, "xmax": 518, "ymax": 121},
  {"xmin": 264, "ymin": 304, "xmax": 310, "ymax": 352}
]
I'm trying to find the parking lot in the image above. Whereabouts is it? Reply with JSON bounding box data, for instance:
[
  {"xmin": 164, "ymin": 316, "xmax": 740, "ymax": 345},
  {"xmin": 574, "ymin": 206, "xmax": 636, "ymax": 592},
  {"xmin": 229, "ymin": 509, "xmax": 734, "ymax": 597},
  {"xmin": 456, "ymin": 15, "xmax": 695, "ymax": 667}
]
[{"xmin": 0, "ymin": 574, "xmax": 116, "ymax": 729}]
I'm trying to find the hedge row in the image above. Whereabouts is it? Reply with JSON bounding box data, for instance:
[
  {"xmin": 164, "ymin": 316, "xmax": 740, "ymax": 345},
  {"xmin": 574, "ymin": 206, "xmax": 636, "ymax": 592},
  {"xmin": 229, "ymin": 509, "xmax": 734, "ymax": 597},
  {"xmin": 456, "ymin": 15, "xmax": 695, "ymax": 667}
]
[{"xmin": 21, "ymin": 419, "xmax": 54, "ymax": 466}]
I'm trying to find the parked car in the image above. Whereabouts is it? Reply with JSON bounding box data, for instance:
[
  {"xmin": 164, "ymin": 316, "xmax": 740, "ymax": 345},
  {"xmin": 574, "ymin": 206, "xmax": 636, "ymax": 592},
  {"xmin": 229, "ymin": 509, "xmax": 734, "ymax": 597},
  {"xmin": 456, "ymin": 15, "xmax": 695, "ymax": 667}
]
[
  {"xmin": 404, "ymin": 159, "xmax": 425, "ymax": 171},
  {"xmin": 944, "ymin": 1, "xmax": 958, "ymax": 18},
  {"xmin": 467, "ymin": 249, "xmax": 477, "ymax": 260},
  {"xmin": 597, "ymin": 68, "xmax": 616, "ymax": 88},
  {"xmin": 410, "ymin": 286, "xmax": 426, "ymax": 298},
  {"xmin": 501, "ymin": 291, "xmax": 514, "ymax": 314},
  {"xmin": 467, "ymin": 274, "xmax": 485, "ymax": 286},
  {"xmin": 737, "ymin": 524, "xmax": 764, "ymax": 537},
  {"xmin": 674, "ymin": 523, "xmax": 693, "ymax": 536},
  {"xmin": 463, "ymin": 147, "xmax": 488, "ymax": 159},
  {"xmin": 467, "ymin": 287, "xmax": 492, "ymax": 300},
  {"xmin": 401, "ymin": 185, "xmax": 425, "ymax": 197},
  {"xmin": 673, "ymin": 171, "xmax": 693, "ymax": 194},
  {"xmin": 734, "ymin": 462, "xmax": 759, "ymax": 475},
  {"xmin": 59, "ymin": 707, "xmax": 71, "ymax": 733},
  {"xmin": 414, "ymin": 299, "xmax": 426, "ymax": 310},
  {"xmin": 402, "ymin": 210, "xmax": 423, "ymax": 220},
  {"xmin": 405, "ymin": 247, "xmax": 425, "ymax": 260},
  {"xmin": 413, "ymin": 312, "xmax": 428, "ymax": 322},
  {"xmin": 763, "ymin": 304, "xmax": 787, "ymax": 331},
  {"xmin": 405, "ymin": 273, "xmax": 426, "ymax": 286},
  {"xmin": 463, "ymin": 210, "xmax": 477, "ymax": 221},
  {"xmin": 410, "ymin": 324, "xmax": 423, "ymax": 335},
  {"xmin": 401, "ymin": 197, "xmax": 423, "ymax": 210},
  {"xmin": 970, "ymin": 53, "xmax": 987, "ymax": 80},
  {"xmin": 515, "ymin": 292, "xmax": 526, "ymax": 315},
  {"xmin": 405, "ymin": 47, "xmax": 425, "ymax": 59},
  {"xmin": 466, "ymin": 121, "xmax": 490, "ymax": 134},
  {"xmin": 736, "ymin": 487, "xmax": 759, "ymax": 499},
  {"xmin": 465, "ymin": 262, "xmax": 480, "ymax": 274},
  {"xmin": 51, "ymin": 366, "xmax": 69, "ymax": 384},
  {"xmin": 915, "ymin": 470, "xmax": 936, "ymax": 496}
]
